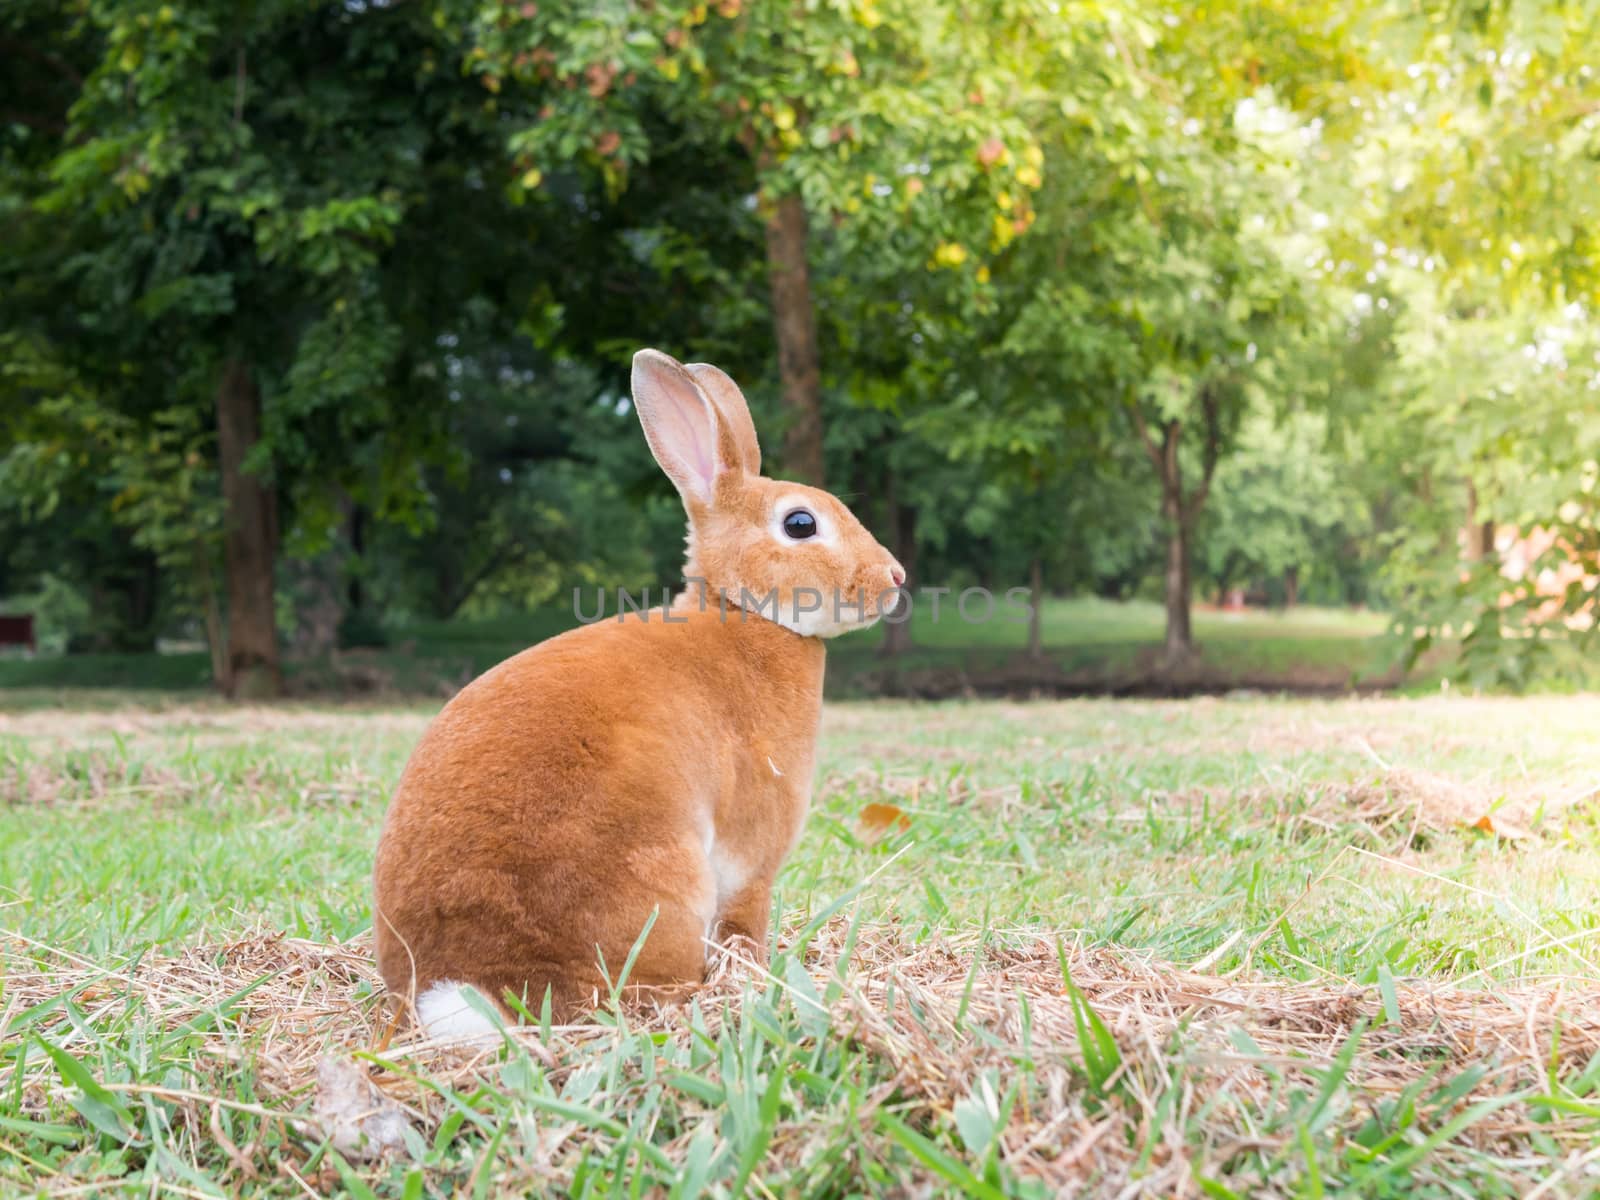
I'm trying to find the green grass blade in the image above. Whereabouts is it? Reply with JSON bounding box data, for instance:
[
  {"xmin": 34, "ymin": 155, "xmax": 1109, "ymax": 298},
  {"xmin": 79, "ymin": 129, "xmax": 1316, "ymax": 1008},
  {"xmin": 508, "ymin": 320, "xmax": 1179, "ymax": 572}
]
[{"xmin": 877, "ymin": 1113, "xmax": 1007, "ymax": 1200}]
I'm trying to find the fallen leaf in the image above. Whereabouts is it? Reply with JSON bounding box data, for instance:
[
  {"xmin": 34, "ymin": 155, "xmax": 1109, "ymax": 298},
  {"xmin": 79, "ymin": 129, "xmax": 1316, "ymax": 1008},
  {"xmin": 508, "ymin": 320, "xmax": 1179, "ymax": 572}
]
[
  {"xmin": 1470, "ymin": 812, "xmax": 1530, "ymax": 840},
  {"xmin": 859, "ymin": 803, "xmax": 911, "ymax": 840}
]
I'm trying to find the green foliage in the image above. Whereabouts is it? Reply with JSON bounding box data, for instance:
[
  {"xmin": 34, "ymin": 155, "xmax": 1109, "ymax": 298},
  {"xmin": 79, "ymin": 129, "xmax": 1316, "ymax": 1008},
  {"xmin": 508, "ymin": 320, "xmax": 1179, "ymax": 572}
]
[
  {"xmin": 1, "ymin": 0, "xmax": 572, "ymax": 653},
  {"xmin": 468, "ymin": 0, "xmax": 1053, "ymax": 239},
  {"xmin": 4, "ymin": 0, "xmax": 1599, "ymax": 687},
  {"xmin": 1200, "ymin": 407, "xmax": 1374, "ymax": 604}
]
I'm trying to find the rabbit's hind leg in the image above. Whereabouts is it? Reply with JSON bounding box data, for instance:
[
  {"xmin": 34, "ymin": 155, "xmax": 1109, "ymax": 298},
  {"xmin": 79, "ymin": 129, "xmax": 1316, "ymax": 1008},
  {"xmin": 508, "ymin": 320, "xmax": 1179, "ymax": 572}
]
[{"xmin": 579, "ymin": 892, "xmax": 716, "ymax": 1018}]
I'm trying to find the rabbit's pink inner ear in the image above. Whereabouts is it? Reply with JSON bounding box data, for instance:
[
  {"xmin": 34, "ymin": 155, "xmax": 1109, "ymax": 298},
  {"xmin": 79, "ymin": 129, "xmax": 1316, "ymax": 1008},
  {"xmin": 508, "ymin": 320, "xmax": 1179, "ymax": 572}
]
[
  {"xmin": 632, "ymin": 350, "xmax": 721, "ymax": 505},
  {"xmin": 685, "ymin": 363, "xmax": 760, "ymax": 477}
]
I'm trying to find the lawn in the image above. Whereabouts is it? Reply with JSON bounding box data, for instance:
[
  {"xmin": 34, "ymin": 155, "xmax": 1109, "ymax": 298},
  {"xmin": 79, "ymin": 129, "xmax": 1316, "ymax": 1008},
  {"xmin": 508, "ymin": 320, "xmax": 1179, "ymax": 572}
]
[
  {"xmin": 3, "ymin": 691, "xmax": 1599, "ymax": 1196},
  {"xmin": 0, "ymin": 597, "xmax": 1394, "ymax": 698}
]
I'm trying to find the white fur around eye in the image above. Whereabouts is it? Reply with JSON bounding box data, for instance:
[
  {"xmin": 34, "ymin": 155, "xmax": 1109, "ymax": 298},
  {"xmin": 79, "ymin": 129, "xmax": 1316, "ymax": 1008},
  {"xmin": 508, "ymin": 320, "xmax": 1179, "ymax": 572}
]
[{"xmin": 769, "ymin": 494, "xmax": 838, "ymax": 549}]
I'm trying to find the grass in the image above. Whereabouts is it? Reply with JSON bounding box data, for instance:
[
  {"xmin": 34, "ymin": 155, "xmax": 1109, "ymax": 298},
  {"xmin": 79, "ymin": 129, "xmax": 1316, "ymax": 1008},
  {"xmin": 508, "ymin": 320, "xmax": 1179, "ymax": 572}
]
[
  {"xmin": 0, "ymin": 596, "xmax": 1393, "ymax": 698},
  {"xmin": 3, "ymin": 693, "xmax": 1599, "ymax": 1196},
  {"xmin": 830, "ymin": 596, "xmax": 1392, "ymax": 694}
]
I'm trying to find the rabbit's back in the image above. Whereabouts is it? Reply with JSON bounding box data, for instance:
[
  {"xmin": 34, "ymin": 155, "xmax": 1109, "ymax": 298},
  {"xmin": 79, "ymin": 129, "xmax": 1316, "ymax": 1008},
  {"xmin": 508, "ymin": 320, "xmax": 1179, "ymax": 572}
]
[{"xmin": 371, "ymin": 607, "xmax": 823, "ymax": 1016}]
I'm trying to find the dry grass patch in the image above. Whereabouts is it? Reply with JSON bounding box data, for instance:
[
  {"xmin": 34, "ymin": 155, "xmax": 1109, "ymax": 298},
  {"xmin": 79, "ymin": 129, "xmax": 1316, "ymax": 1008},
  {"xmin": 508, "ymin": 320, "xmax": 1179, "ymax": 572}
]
[
  {"xmin": 0, "ymin": 704, "xmax": 429, "ymax": 746},
  {"xmin": 0, "ymin": 749, "xmax": 385, "ymax": 812},
  {"xmin": 1157, "ymin": 760, "xmax": 1600, "ymax": 853},
  {"xmin": 0, "ymin": 750, "xmax": 197, "ymax": 811},
  {"xmin": 6, "ymin": 918, "xmax": 1600, "ymax": 1196}
]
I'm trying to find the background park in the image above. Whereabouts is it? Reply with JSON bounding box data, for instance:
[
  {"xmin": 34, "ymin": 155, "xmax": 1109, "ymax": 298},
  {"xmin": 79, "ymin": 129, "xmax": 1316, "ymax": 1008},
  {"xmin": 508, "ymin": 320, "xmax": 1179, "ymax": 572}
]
[{"xmin": 3, "ymin": 0, "xmax": 1600, "ymax": 1196}]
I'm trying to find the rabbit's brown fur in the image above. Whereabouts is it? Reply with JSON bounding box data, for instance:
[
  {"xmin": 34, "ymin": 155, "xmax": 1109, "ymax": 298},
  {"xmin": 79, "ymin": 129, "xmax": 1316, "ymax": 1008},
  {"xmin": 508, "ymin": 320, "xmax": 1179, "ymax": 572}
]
[{"xmin": 372, "ymin": 350, "xmax": 902, "ymax": 1028}]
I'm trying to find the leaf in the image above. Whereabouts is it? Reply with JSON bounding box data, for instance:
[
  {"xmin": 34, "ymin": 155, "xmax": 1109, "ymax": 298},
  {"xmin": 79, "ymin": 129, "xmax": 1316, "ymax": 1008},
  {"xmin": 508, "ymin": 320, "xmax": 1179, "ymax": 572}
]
[
  {"xmin": 783, "ymin": 957, "xmax": 831, "ymax": 1040},
  {"xmin": 1469, "ymin": 812, "xmax": 1530, "ymax": 840},
  {"xmin": 1304, "ymin": 1022, "xmax": 1365, "ymax": 1133},
  {"xmin": 519, "ymin": 1094, "xmax": 676, "ymax": 1172},
  {"xmin": 36, "ymin": 1036, "xmax": 136, "ymax": 1144},
  {"xmin": 1377, "ymin": 964, "xmax": 1401, "ymax": 1026},
  {"xmin": 327, "ymin": 1149, "xmax": 380, "ymax": 1200},
  {"xmin": 1530, "ymin": 1094, "xmax": 1600, "ymax": 1119},
  {"xmin": 0, "ymin": 1114, "xmax": 82, "ymax": 1146},
  {"xmin": 1278, "ymin": 917, "xmax": 1304, "ymax": 958},
  {"xmin": 877, "ymin": 1113, "xmax": 1007, "ymax": 1200},
  {"xmin": 1057, "ymin": 944, "xmax": 1122, "ymax": 1096},
  {"xmin": 952, "ymin": 1071, "xmax": 1003, "ymax": 1161},
  {"xmin": 858, "ymin": 802, "xmax": 910, "ymax": 839},
  {"xmin": 670, "ymin": 1124, "xmax": 717, "ymax": 1199},
  {"xmin": 1297, "ymin": 1123, "xmax": 1325, "ymax": 1199},
  {"xmin": 665, "ymin": 1072, "xmax": 726, "ymax": 1106},
  {"xmin": 432, "ymin": 1108, "xmax": 466, "ymax": 1154}
]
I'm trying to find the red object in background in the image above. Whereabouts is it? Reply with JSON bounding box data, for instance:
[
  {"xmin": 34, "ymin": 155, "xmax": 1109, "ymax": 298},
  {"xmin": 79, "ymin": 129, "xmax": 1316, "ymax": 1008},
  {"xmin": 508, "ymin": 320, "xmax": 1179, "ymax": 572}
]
[{"xmin": 0, "ymin": 614, "xmax": 36, "ymax": 653}]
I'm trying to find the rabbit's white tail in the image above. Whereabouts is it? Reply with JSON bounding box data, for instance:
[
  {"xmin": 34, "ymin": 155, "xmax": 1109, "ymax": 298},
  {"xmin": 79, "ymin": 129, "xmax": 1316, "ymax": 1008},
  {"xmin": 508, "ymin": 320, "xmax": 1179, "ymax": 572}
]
[{"xmin": 416, "ymin": 981, "xmax": 499, "ymax": 1042}]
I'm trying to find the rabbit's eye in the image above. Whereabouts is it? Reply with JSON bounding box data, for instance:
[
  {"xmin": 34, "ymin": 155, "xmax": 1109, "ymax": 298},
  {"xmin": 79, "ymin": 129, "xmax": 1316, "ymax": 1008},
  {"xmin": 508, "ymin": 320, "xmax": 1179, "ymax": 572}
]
[{"xmin": 782, "ymin": 509, "xmax": 818, "ymax": 540}]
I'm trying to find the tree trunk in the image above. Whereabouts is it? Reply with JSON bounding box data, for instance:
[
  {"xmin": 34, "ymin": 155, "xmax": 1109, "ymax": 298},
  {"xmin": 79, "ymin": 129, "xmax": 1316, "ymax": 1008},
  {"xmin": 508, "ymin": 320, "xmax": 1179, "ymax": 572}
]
[
  {"xmin": 881, "ymin": 465, "xmax": 917, "ymax": 658},
  {"xmin": 1157, "ymin": 419, "xmax": 1195, "ymax": 668},
  {"xmin": 216, "ymin": 358, "xmax": 282, "ymax": 699},
  {"xmin": 764, "ymin": 191, "xmax": 824, "ymax": 486},
  {"xmin": 193, "ymin": 548, "xmax": 228, "ymax": 691},
  {"xmin": 1163, "ymin": 515, "xmax": 1193, "ymax": 665},
  {"xmin": 1283, "ymin": 565, "xmax": 1300, "ymax": 608},
  {"xmin": 1130, "ymin": 399, "xmax": 1218, "ymax": 671},
  {"xmin": 1215, "ymin": 549, "xmax": 1243, "ymax": 608},
  {"xmin": 1463, "ymin": 478, "xmax": 1499, "ymax": 564},
  {"xmin": 1027, "ymin": 554, "xmax": 1044, "ymax": 661}
]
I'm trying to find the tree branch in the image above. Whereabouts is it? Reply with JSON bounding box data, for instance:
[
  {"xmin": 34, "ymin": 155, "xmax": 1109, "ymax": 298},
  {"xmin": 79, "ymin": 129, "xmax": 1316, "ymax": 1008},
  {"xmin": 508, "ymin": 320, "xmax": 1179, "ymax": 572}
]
[
  {"xmin": 1126, "ymin": 395, "xmax": 1165, "ymax": 474},
  {"xmin": 1161, "ymin": 418, "xmax": 1182, "ymax": 519},
  {"xmin": 443, "ymin": 538, "xmax": 526, "ymax": 618},
  {"xmin": 1186, "ymin": 384, "xmax": 1221, "ymax": 516}
]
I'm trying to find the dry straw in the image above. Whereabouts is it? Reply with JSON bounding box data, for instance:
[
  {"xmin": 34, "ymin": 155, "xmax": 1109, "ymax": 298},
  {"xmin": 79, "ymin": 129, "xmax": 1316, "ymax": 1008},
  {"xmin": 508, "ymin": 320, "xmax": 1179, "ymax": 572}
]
[{"xmin": 6, "ymin": 913, "xmax": 1599, "ymax": 1195}]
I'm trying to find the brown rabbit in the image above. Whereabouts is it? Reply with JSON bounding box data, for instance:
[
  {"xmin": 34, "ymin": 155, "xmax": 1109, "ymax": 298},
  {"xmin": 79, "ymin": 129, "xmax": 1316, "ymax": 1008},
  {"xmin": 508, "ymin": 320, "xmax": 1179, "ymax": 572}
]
[{"xmin": 372, "ymin": 349, "xmax": 904, "ymax": 1035}]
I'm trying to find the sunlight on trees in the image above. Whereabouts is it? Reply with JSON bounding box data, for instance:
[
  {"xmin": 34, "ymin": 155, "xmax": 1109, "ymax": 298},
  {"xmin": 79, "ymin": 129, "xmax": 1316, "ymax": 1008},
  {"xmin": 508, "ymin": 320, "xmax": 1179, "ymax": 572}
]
[{"xmin": 2, "ymin": 0, "xmax": 1597, "ymax": 690}]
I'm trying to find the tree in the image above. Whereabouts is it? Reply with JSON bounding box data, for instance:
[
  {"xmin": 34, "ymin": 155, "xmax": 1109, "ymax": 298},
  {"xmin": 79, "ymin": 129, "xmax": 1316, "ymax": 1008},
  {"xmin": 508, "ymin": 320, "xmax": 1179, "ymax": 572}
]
[
  {"xmin": 0, "ymin": 0, "xmax": 566, "ymax": 695},
  {"xmin": 909, "ymin": 4, "xmax": 1334, "ymax": 667},
  {"xmin": 1119, "ymin": 219, "xmax": 1312, "ymax": 666},
  {"xmin": 1352, "ymin": 274, "xmax": 1600, "ymax": 686},
  {"xmin": 1305, "ymin": 0, "xmax": 1600, "ymax": 682},
  {"xmin": 465, "ymin": 0, "xmax": 1053, "ymax": 486},
  {"xmin": 1198, "ymin": 406, "xmax": 1372, "ymax": 606}
]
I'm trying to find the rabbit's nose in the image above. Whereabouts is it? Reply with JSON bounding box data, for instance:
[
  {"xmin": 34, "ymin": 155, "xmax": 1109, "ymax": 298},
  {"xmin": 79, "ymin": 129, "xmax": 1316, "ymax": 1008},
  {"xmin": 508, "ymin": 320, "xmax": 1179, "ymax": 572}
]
[{"xmin": 888, "ymin": 564, "xmax": 906, "ymax": 588}]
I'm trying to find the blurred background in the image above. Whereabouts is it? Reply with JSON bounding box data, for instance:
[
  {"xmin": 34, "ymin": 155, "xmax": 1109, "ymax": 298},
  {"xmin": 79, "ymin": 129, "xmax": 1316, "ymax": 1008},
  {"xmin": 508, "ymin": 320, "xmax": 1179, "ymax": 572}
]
[{"xmin": 1, "ymin": 0, "xmax": 1596, "ymax": 701}]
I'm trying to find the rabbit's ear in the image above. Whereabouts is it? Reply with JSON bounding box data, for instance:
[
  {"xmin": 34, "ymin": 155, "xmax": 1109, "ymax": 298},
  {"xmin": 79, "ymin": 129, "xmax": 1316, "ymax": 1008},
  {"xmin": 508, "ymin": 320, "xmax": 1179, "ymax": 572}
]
[
  {"xmin": 631, "ymin": 349, "xmax": 739, "ymax": 507},
  {"xmin": 685, "ymin": 362, "xmax": 760, "ymax": 477}
]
